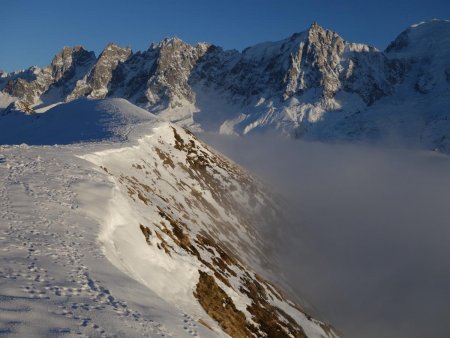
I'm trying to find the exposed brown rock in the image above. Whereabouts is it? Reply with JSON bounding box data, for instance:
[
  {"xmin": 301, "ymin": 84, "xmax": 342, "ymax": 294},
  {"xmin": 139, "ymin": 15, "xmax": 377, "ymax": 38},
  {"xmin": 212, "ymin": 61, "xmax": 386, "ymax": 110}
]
[
  {"xmin": 194, "ymin": 271, "xmax": 255, "ymax": 338},
  {"xmin": 139, "ymin": 224, "xmax": 152, "ymax": 243},
  {"xmin": 154, "ymin": 147, "xmax": 175, "ymax": 169},
  {"xmin": 104, "ymin": 127, "xmax": 336, "ymax": 338},
  {"xmin": 154, "ymin": 230, "xmax": 173, "ymax": 256},
  {"xmin": 198, "ymin": 318, "xmax": 214, "ymax": 331},
  {"xmin": 240, "ymin": 275, "xmax": 307, "ymax": 338}
]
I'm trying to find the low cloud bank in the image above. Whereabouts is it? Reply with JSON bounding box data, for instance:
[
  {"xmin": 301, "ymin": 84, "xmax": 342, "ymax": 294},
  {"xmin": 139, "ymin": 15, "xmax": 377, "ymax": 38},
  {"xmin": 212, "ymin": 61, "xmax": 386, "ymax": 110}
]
[{"xmin": 200, "ymin": 133, "xmax": 450, "ymax": 338}]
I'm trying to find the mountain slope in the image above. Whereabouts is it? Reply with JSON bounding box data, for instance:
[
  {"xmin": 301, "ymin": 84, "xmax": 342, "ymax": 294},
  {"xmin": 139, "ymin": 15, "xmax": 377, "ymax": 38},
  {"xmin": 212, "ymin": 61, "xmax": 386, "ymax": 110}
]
[
  {"xmin": 0, "ymin": 98, "xmax": 337, "ymax": 337},
  {"xmin": 1, "ymin": 20, "xmax": 449, "ymax": 152},
  {"xmin": 0, "ymin": 98, "xmax": 155, "ymax": 145}
]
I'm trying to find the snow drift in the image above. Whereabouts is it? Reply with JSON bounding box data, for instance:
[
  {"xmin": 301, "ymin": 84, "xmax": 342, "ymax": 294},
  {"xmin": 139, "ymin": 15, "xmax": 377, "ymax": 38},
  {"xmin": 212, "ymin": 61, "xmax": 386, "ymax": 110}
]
[
  {"xmin": 0, "ymin": 98, "xmax": 155, "ymax": 145},
  {"xmin": 0, "ymin": 98, "xmax": 338, "ymax": 337}
]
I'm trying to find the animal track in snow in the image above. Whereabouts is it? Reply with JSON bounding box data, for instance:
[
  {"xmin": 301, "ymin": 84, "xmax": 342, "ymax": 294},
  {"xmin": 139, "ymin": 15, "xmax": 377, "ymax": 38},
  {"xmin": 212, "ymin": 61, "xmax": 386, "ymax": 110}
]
[{"xmin": 0, "ymin": 149, "xmax": 175, "ymax": 337}]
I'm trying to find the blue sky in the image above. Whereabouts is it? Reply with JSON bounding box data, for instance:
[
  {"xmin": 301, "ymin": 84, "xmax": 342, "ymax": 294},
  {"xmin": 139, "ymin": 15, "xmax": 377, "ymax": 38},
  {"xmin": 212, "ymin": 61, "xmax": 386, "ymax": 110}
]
[{"xmin": 1, "ymin": 0, "xmax": 449, "ymax": 71}]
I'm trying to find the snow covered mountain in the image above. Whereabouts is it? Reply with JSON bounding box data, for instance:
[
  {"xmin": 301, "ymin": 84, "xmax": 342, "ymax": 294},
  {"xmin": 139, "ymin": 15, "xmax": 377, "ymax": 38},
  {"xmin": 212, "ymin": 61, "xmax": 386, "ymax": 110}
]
[
  {"xmin": 0, "ymin": 98, "xmax": 337, "ymax": 337},
  {"xmin": 1, "ymin": 19, "xmax": 450, "ymax": 152}
]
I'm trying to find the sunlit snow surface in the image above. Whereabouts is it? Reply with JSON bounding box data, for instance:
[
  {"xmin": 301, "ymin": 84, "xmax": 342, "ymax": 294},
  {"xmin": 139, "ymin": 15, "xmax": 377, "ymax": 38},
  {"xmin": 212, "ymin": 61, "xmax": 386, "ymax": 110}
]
[
  {"xmin": 0, "ymin": 98, "xmax": 336, "ymax": 337},
  {"xmin": 0, "ymin": 145, "xmax": 200, "ymax": 337},
  {"xmin": 0, "ymin": 99, "xmax": 211, "ymax": 337}
]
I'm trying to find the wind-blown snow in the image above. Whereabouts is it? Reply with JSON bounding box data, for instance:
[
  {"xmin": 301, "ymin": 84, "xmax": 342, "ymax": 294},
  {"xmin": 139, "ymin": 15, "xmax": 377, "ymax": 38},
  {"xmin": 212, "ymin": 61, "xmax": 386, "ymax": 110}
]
[
  {"xmin": 0, "ymin": 99, "xmax": 213, "ymax": 337},
  {"xmin": 0, "ymin": 98, "xmax": 337, "ymax": 337},
  {"xmin": 0, "ymin": 144, "xmax": 211, "ymax": 337}
]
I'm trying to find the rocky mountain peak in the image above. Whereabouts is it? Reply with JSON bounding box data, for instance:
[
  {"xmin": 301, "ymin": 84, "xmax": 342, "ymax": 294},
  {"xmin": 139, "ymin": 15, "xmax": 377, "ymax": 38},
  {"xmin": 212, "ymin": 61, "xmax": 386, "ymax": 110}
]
[
  {"xmin": 50, "ymin": 45, "xmax": 96, "ymax": 83},
  {"xmin": 306, "ymin": 22, "xmax": 344, "ymax": 48},
  {"xmin": 143, "ymin": 37, "xmax": 209, "ymax": 109},
  {"xmin": 194, "ymin": 42, "xmax": 212, "ymax": 53},
  {"xmin": 101, "ymin": 43, "xmax": 131, "ymax": 56},
  {"xmin": 2, "ymin": 46, "xmax": 97, "ymax": 106},
  {"xmin": 307, "ymin": 21, "xmax": 327, "ymax": 35},
  {"xmin": 280, "ymin": 23, "xmax": 346, "ymax": 100},
  {"xmin": 153, "ymin": 37, "xmax": 184, "ymax": 49},
  {"xmin": 2, "ymin": 21, "xmax": 450, "ymax": 152},
  {"xmin": 68, "ymin": 43, "xmax": 132, "ymax": 100}
]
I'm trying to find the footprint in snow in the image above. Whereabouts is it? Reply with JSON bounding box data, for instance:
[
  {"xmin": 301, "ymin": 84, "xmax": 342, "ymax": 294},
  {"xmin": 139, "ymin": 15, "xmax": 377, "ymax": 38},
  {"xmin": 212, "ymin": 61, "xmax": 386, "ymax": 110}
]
[{"xmin": 182, "ymin": 314, "xmax": 199, "ymax": 336}]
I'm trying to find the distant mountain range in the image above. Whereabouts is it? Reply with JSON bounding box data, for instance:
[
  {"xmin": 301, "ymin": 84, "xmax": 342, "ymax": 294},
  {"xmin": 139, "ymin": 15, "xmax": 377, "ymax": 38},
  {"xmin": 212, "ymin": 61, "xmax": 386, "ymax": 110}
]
[
  {"xmin": 1, "ymin": 20, "xmax": 450, "ymax": 152},
  {"xmin": 1, "ymin": 20, "xmax": 448, "ymax": 337}
]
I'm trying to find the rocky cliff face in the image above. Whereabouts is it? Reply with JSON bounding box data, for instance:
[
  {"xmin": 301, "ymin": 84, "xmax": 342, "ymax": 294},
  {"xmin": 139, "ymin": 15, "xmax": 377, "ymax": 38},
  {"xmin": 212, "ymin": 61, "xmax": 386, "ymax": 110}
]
[
  {"xmin": 69, "ymin": 43, "xmax": 132, "ymax": 100},
  {"xmin": 0, "ymin": 22, "xmax": 400, "ymax": 109},
  {"xmin": 190, "ymin": 22, "xmax": 403, "ymax": 106},
  {"xmin": 2, "ymin": 20, "xmax": 450, "ymax": 152},
  {"xmin": 143, "ymin": 38, "xmax": 209, "ymax": 109},
  {"xmin": 3, "ymin": 46, "xmax": 96, "ymax": 107},
  {"xmin": 284, "ymin": 23, "xmax": 346, "ymax": 100}
]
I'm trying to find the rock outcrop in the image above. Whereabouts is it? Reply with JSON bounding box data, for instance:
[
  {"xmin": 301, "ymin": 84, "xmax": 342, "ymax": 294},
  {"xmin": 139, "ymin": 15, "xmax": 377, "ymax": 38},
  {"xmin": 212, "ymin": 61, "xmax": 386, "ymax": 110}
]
[{"xmin": 2, "ymin": 20, "xmax": 450, "ymax": 152}]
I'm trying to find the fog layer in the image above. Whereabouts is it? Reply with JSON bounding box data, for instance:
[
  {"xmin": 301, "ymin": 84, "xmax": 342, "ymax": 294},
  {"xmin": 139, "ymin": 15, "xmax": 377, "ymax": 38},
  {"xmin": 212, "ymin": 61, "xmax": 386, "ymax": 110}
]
[{"xmin": 200, "ymin": 133, "xmax": 450, "ymax": 338}]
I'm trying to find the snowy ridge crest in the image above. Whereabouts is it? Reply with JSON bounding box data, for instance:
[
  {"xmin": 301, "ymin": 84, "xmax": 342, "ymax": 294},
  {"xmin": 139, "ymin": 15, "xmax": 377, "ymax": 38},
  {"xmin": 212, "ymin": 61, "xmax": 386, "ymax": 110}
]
[
  {"xmin": 81, "ymin": 121, "xmax": 338, "ymax": 337},
  {"xmin": 0, "ymin": 98, "xmax": 338, "ymax": 336}
]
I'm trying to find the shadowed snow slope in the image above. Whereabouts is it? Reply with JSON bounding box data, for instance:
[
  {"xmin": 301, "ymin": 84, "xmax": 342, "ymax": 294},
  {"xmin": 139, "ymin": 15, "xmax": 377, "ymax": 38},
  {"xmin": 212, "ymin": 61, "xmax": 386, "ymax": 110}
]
[
  {"xmin": 0, "ymin": 98, "xmax": 155, "ymax": 145},
  {"xmin": 0, "ymin": 98, "xmax": 338, "ymax": 337}
]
